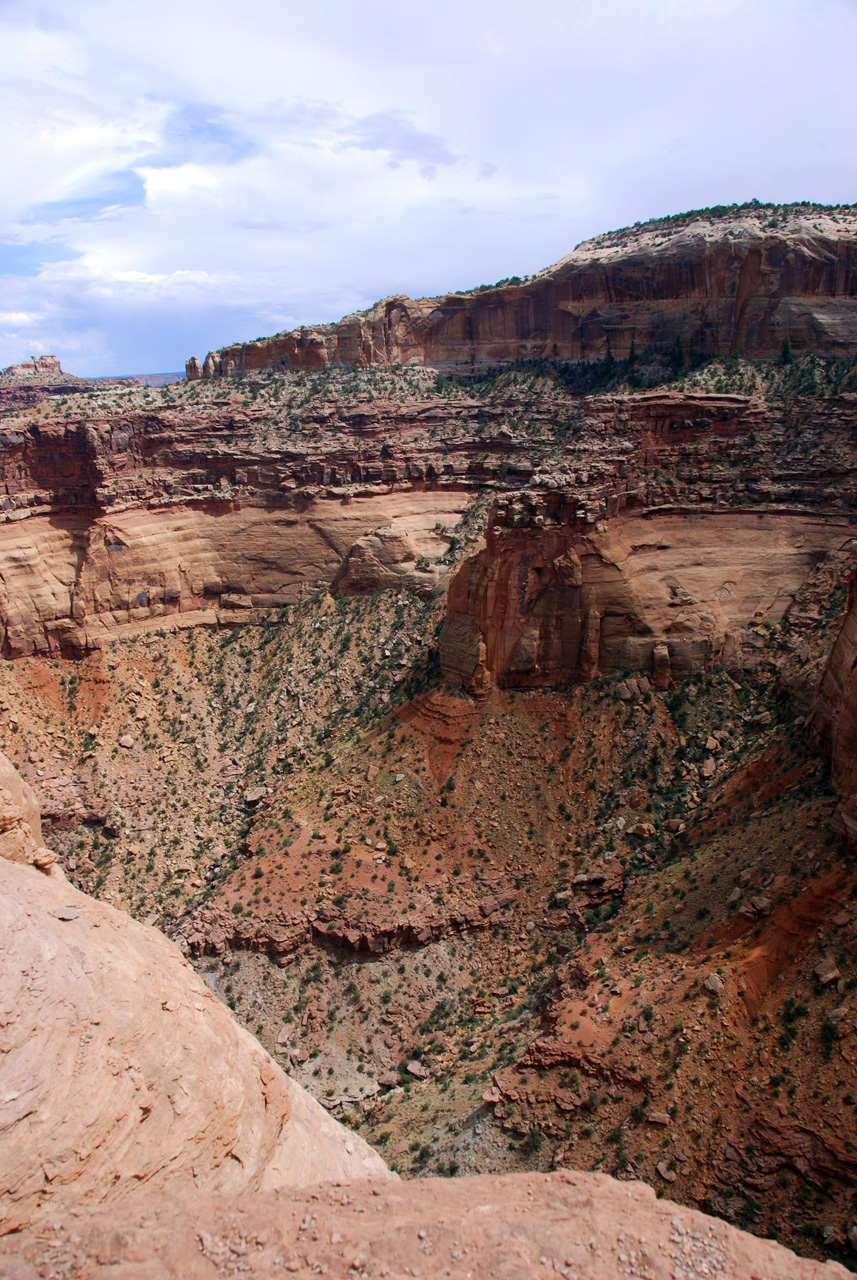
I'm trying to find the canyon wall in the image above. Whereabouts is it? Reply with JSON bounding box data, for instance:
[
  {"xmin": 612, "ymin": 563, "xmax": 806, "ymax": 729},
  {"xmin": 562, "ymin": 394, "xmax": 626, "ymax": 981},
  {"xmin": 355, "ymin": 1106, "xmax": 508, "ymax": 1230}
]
[
  {"xmin": 189, "ymin": 207, "xmax": 857, "ymax": 377},
  {"xmin": 0, "ymin": 399, "xmax": 473, "ymax": 655},
  {"xmin": 438, "ymin": 387, "xmax": 857, "ymax": 692},
  {"xmin": 0, "ymin": 378, "xmax": 855, "ymax": 661},
  {"xmin": 809, "ymin": 568, "xmax": 857, "ymax": 842},
  {"xmin": 439, "ymin": 506, "xmax": 851, "ymax": 693},
  {"xmin": 0, "ymin": 356, "xmax": 110, "ymax": 412}
]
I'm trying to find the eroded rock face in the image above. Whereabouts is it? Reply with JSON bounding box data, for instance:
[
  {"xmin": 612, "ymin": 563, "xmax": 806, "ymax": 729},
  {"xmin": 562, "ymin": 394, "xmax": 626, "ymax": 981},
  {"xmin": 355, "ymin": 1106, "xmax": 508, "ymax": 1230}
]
[
  {"xmin": 439, "ymin": 506, "xmax": 851, "ymax": 692},
  {"xmin": 437, "ymin": 385, "xmax": 857, "ymax": 692},
  {"xmin": 193, "ymin": 207, "xmax": 857, "ymax": 376},
  {"xmin": 0, "ymin": 361, "xmax": 855, "ymax": 664},
  {"xmin": 0, "ymin": 356, "xmax": 65, "ymax": 382},
  {"xmin": 0, "ymin": 751, "xmax": 389, "ymax": 1236},
  {"xmin": 178, "ymin": 863, "xmax": 518, "ymax": 962},
  {"xmin": 0, "ymin": 1170, "xmax": 846, "ymax": 1279},
  {"xmin": 809, "ymin": 567, "xmax": 857, "ymax": 842},
  {"xmin": 0, "ymin": 356, "xmax": 107, "ymax": 413}
]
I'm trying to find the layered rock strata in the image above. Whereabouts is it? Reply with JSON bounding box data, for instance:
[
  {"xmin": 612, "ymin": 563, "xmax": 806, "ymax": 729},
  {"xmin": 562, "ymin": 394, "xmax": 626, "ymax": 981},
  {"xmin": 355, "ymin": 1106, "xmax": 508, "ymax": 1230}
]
[
  {"xmin": 0, "ymin": 356, "xmax": 108, "ymax": 412},
  {"xmin": 190, "ymin": 205, "xmax": 857, "ymax": 377},
  {"xmin": 0, "ymin": 394, "xmax": 475, "ymax": 654},
  {"xmin": 439, "ymin": 391, "xmax": 857, "ymax": 692},
  {"xmin": 178, "ymin": 865, "xmax": 518, "ymax": 961},
  {"xmin": 439, "ymin": 505, "xmax": 853, "ymax": 692},
  {"xmin": 0, "ymin": 375, "xmax": 855, "ymax": 669}
]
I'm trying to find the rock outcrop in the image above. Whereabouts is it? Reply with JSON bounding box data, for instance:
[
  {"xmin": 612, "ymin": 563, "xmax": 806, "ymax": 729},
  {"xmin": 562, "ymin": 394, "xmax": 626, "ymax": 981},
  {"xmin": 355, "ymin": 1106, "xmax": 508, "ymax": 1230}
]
[
  {"xmin": 0, "ymin": 393, "xmax": 470, "ymax": 654},
  {"xmin": 0, "ymin": 1170, "xmax": 848, "ymax": 1279},
  {"xmin": 0, "ymin": 355, "xmax": 103, "ymax": 412},
  {"xmin": 177, "ymin": 864, "xmax": 518, "ymax": 961},
  {"xmin": 439, "ymin": 505, "xmax": 852, "ymax": 692},
  {"xmin": 190, "ymin": 204, "xmax": 857, "ymax": 377},
  {"xmin": 0, "ymin": 753, "xmax": 388, "ymax": 1236},
  {"xmin": 0, "ymin": 356, "xmax": 65, "ymax": 382},
  {"xmin": 0, "ymin": 750, "xmax": 57, "ymax": 872},
  {"xmin": 438, "ymin": 389, "xmax": 857, "ymax": 692}
]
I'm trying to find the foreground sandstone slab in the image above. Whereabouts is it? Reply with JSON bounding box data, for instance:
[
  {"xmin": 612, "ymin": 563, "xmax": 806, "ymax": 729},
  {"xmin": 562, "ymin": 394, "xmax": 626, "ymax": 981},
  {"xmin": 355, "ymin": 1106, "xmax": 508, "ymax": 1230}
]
[{"xmin": 0, "ymin": 1170, "xmax": 848, "ymax": 1279}]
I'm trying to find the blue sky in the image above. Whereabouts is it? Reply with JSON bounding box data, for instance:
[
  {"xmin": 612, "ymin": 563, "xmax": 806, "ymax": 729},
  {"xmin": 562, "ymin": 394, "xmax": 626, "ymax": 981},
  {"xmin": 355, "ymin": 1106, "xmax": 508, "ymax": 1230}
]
[{"xmin": 0, "ymin": 0, "xmax": 855, "ymax": 375}]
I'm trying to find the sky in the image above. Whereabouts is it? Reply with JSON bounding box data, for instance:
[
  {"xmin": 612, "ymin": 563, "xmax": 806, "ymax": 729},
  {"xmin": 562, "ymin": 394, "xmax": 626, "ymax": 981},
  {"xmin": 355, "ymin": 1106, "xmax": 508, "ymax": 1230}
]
[{"xmin": 0, "ymin": 0, "xmax": 855, "ymax": 375}]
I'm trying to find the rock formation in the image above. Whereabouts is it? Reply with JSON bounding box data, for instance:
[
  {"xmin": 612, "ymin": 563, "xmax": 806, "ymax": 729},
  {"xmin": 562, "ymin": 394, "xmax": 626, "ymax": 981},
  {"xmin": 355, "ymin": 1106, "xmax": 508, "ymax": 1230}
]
[
  {"xmin": 0, "ymin": 400, "xmax": 471, "ymax": 655},
  {"xmin": 438, "ymin": 390, "xmax": 856, "ymax": 693},
  {"xmin": 809, "ymin": 565, "xmax": 857, "ymax": 842},
  {"xmin": 0, "ymin": 1170, "xmax": 847, "ymax": 1279},
  {"xmin": 3, "ymin": 721, "xmax": 849, "ymax": 1278},
  {"xmin": 439, "ymin": 503, "xmax": 852, "ymax": 693},
  {"xmin": 0, "ymin": 356, "xmax": 66, "ymax": 382},
  {"xmin": 189, "ymin": 204, "xmax": 857, "ymax": 378},
  {"xmin": 0, "ymin": 750, "xmax": 57, "ymax": 872},
  {"xmin": 3, "ymin": 212, "xmax": 857, "ymax": 1269},
  {"xmin": 0, "ymin": 355, "xmax": 106, "ymax": 413},
  {"xmin": 0, "ymin": 366, "xmax": 855, "ymax": 664},
  {"xmin": 0, "ymin": 751, "xmax": 388, "ymax": 1237}
]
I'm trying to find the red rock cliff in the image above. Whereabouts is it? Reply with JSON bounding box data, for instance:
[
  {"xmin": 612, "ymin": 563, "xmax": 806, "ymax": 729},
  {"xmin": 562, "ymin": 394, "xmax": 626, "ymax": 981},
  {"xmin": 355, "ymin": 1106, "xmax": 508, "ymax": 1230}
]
[
  {"xmin": 809, "ymin": 564, "xmax": 857, "ymax": 842},
  {"xmin": 438, "ymin": 389, "xmax": 857, "ymax": 692},
  {"xmin": 190, "ymin": 205, "xmax": 857, "ymax": 377}
]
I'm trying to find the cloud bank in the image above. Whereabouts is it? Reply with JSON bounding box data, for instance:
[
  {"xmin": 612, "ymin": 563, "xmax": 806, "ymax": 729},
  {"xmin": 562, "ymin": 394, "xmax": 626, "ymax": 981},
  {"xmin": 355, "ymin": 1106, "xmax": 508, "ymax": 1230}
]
[{"xmin": 0, "ymin": 0, "xmax": 854, "ymax": 373}]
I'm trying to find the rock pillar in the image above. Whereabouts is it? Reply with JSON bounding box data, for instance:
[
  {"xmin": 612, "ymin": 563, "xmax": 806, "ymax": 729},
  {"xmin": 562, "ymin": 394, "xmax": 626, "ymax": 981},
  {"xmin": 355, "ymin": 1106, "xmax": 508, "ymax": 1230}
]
[
  {"xmin": 652, "ymin": 642, "xmax": 672, "ymax": 690},
  {"xmin": 580, "ymin": 609, "xmax": 601, "ymax": 682}
]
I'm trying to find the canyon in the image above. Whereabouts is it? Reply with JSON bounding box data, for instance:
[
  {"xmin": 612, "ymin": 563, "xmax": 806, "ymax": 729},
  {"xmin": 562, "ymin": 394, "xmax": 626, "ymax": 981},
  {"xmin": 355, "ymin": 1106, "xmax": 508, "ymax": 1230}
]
[
  {"xmin": 2, "ymin": 206, "xmax": 857, "ymax": 1275},
  {"xmin": 0, "ymin": 755, "xmax": 847, "ymax": 1279}
]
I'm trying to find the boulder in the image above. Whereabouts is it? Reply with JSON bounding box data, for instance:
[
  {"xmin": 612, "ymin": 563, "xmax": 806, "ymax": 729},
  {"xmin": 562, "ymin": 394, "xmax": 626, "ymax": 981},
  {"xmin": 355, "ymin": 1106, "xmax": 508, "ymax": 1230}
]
[
  {"xmin": 243, "ymin": 785, "xmax": 268, "ymax": 806},
  {"xmin": 815, "ymin": 959, "xmax": 842, "ymax": 986}
]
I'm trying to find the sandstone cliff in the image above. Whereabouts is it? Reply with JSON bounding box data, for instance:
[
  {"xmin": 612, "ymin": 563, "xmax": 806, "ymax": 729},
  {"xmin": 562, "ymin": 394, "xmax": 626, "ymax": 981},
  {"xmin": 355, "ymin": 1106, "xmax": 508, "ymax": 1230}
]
[
  {"xmin": 0, "ymin": 368, "xmax": 855, "ymax": 663},
  {"xmin": 0, "ymin": 751, "xmax": 388, "ymax": 1236},
  {"xmin": 0, "ymin": 749, "xmax": 57, "ymax": 872},
  {"xmin": 1, "ymin": 392, "xmax": 855, "ymax": 1261},
  {"xmin": 0, "ymin": 356, "xmax": 104, "ymax": 412},
  {"xmin": 189, "ymin": 204, "xmax": 857, "ymax": 378},
  {"xmin": 438, "ymin": 389, "xmax": 856, "ymax": 693},
  {"xmin": 0, "ymin": 356, "xmax": 66, "ymax": 383}
]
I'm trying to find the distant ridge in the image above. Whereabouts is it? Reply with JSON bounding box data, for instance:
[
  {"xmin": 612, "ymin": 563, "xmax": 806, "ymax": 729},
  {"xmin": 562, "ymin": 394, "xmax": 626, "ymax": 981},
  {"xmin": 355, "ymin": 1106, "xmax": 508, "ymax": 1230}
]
[{"xmin": 92, "ymin": 372, "xmax": 184, "ymax": 387}]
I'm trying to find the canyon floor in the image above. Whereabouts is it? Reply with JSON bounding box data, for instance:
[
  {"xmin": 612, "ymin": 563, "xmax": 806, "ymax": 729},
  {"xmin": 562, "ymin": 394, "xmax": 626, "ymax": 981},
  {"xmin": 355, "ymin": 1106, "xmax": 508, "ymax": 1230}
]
[{"xmin": 1, "ymin": 353, "xmax": 856, "ymax": 1270}]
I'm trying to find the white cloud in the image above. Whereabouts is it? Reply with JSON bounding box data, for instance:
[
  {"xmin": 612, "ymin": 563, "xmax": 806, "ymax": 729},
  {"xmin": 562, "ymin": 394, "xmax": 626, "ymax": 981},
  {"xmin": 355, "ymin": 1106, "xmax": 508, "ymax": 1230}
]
[{"xmin": 0, "ymin": 0, "xmax": 855, "ymax": 372}]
